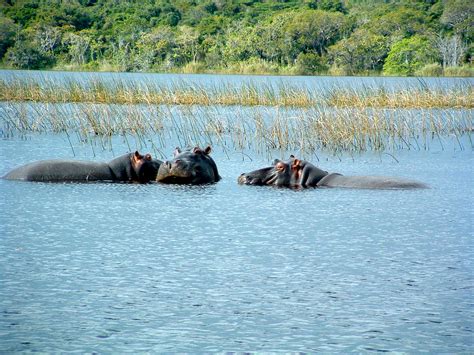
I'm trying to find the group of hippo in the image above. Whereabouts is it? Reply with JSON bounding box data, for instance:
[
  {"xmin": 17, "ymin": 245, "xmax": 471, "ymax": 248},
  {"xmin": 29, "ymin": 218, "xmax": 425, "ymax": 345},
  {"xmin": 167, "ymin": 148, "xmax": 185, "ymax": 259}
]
[{"xmin": 2, "ymin": 146, "xmax": 427, "ymax": 189}]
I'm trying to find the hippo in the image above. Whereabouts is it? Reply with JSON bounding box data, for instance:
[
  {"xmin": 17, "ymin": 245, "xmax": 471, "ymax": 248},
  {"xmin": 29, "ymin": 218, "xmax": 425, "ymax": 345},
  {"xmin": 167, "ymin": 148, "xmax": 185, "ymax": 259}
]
[
  {"xmin": 156, "ymin": 146, "xmax": 221, "ymax": 184},
  {"xmin": 238, "ymin": 156, "xmax": 427, "ymax": 189},
  {"xmin": 2, "ymin": 151, "xmax": 162, "ymax": 183}
]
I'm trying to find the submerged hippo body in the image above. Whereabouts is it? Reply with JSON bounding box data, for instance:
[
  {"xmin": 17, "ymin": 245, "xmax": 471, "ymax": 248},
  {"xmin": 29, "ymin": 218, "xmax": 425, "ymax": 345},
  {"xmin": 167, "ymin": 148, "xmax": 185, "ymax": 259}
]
[
  {"xmin": 3, "ymin": 151, "xmax": 161, "ymax": 183},
  {"xmin": 156, "ymin": 146, "xmax": 221, "ymax": 185},
  {"xmin": 238, "ymin": 156, "xmax": 427, "ymax": 189}
]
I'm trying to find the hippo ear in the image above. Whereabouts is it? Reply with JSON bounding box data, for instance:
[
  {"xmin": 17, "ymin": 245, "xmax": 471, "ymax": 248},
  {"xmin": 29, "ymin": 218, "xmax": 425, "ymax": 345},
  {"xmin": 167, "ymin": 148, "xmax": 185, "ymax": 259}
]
[
  {"xmin": 289, "ymin": 154, "xmax": 295, "ymax": 159},
  {"xmin": 144, "ymin": 153, "xmax": 152, "ymax": 161},
  {"xmin": 132, "ymin": 151, "xmax": 142, "ymax": 165},
  {"xmin": 203, "ymin": 146, "xmax": 212, "ymax": 155},
  {"xmin": 173, "ymin": 147, "xmax": 182, "ymax": 157},
  {"xmin": 192, "ymin": 146, "xmax": 203, "ymax": 154},
  {"xmin": 275, "ymin": 162, "xmax": 285, "ymax": 172},
  {"xmin": 291, "ymin": 159, "xmax": 301, "ymax": 170}
]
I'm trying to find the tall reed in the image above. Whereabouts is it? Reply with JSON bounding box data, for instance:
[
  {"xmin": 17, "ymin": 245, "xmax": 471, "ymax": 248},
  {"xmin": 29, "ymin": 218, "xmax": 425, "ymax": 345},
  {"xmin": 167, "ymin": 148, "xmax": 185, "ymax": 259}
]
[{"xmin": 0, "ymin": 77, "xmax": 472, "ymax": 109}]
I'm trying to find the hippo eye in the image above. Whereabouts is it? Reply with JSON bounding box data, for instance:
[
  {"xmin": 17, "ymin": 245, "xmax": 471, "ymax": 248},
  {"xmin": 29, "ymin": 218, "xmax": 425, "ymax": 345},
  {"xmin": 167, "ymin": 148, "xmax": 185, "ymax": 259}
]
[{"xmin": 276, "ymin": 162, "xmax": 285, "ymax": 172}]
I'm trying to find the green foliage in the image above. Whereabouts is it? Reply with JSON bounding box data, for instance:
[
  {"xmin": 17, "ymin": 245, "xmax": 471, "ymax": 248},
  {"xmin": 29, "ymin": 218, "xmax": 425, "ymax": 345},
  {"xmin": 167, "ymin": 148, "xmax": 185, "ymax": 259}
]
[
  {"xmin": 295, "ymin": 52, "xmax": 326, "ymax": 75},
  {"xmin": 441, "ymin": 0, "xmax": 474, "ymax": 42},
  {"xmin": 0, "ymin": 16, "xmax": 17, "ymax": 59},
  {"xmin": 414, "ymin": 63, "xmax": 443, "ymax": 77},
  {"xmin": 328, "ymin": 28, "xmax": 388, "ymax": 74},
  {"xmin": 0, "ymin": 0, "xmax": 472, "ymax": 76},
  {"xmin": 5, "ymin": 40, "xmax": 55, "ymax": 69},
  {"xmin": 383, "ymin": 35, "xmax": 438, "ymax": 76},
  {"xmin": 287, "ymin": 9, "xmax": 349, "ymax": 56},
  {"xmin": 305, "ymin": 0, "xmax": 347, "ymax": 13},
  {"xmin": 444, "ymin": 65, "xmax": 474, "ymax": 77}
]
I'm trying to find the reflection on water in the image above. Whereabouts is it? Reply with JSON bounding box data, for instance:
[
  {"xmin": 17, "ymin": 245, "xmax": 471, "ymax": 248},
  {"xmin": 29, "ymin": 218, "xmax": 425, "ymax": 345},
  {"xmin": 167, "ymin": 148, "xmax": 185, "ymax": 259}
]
[{"xmin": 0, "ymin": 133, "xmax": 473, "ymax": 352}]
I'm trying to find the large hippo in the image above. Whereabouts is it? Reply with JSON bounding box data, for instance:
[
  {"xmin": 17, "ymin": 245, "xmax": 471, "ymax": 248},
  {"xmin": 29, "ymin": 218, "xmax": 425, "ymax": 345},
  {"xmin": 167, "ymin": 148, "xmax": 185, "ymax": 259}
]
[
  {"xmin": 156, "ymin": 146, "xmax": 220, "ymax": 184},
  {"xmin": 3, "ymin": 151, "xmax": 161, "ymax": 183},
  {"xmin": 238, "ymin": 156, "xmax": 427, "ymax": 189}
]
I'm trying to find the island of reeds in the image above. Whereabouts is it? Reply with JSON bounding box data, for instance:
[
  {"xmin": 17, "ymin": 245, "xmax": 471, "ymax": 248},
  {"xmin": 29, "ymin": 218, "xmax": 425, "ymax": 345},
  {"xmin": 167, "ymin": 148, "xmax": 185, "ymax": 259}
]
[
  {"xmin": 0, "ymin": 76, "xmax": 472, "ymax": 158},
  {"xmin": 1, "ymin": 78, "xmax": 473, "ymax": 109}
]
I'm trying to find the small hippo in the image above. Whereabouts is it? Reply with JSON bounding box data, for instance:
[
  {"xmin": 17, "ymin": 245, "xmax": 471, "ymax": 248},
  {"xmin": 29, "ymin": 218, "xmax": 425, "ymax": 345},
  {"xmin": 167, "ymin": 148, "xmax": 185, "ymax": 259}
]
[
  {"xmin": 156, "ymin": 146, "xmax": 221, "ymax": 184},
  {"xmin": 238, "ymin": 156, "xmax": 427, "ymax": 189},
  {"xmin": 2, "ymin": 151, "xmax": 162, "ymax": 183}
]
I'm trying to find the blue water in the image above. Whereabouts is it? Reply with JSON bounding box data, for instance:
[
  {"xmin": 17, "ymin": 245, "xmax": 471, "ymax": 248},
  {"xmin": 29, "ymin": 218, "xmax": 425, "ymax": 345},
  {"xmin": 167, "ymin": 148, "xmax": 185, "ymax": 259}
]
[
  {"xmin": 1, "ymin": 69, "xmax": 473, "ymax": 93},
  {"xmin": 0, "ymin": 72, "xmax": 473, "ymax": 352}
]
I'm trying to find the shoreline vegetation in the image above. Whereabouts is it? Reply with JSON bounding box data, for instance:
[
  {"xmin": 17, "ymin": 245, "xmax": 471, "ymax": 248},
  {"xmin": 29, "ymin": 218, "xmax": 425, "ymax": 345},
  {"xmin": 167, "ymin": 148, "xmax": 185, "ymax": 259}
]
[
  {"xmin": 0, "ymin": 1, "xmax": 472, "ymax": 77},
  {"xmin": 1, "ymin": 62, "xmax": 473, "ymax": 78}
]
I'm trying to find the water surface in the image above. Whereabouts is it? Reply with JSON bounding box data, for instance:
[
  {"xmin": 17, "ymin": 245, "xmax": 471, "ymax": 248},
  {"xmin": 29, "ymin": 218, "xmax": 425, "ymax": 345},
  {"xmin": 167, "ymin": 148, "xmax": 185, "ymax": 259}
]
[{"xmin": 0, "ymin": 72, "xmax": 472, "ymax": 352}]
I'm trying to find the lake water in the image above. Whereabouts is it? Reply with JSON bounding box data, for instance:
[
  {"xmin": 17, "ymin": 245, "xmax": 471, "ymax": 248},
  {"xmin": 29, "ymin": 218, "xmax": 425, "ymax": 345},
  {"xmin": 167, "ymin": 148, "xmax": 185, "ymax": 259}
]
[{"xmin": 0, "ymin": 71, "xmax": 473, "ymax": 352}]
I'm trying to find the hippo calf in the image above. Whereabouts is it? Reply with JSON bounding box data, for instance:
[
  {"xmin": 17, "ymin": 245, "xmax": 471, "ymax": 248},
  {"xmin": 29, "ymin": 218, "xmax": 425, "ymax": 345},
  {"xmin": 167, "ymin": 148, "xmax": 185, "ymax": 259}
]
[
  {"xmin": 239, "ymin": 156, "xmax": 427, "ymax": 189},
  {"xmin": 3, "ymin": 151, "xmax": 161, "ymax": 183},
  {"xmin": 156, "ymin": 146, "xmax": 220, "ymax": 184}
]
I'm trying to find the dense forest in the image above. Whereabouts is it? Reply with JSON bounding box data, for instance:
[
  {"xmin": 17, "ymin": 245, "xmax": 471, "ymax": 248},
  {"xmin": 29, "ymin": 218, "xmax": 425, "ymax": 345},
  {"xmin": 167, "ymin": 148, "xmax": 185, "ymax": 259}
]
[{"xmin": 0, "ymin": 0, "xmax": 472, "ymax": 76}]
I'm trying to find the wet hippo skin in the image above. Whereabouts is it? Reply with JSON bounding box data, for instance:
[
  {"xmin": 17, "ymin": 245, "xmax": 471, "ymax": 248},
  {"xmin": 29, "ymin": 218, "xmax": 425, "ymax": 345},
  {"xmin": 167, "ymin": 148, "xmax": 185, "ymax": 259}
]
[
  {"xmin": 239, "ymin": 156, "xmax": 427, "ymax": 189},
  {"xmin": 156, "ymin": 146, "xmax": 220, "ymax": 185},
  {"xmin": 3, "ymin": 151, "xmax": 162, "ymax": 183}
]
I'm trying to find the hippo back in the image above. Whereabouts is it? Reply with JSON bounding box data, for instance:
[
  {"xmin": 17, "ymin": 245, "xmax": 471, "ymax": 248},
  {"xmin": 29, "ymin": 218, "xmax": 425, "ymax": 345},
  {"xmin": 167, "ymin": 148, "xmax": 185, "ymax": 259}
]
[
  {"xmin": 3, "ymin": 160, "xmax": 112, "ymax": 182},
  {"xmin": 3, "ymin": 151, "xmax": 161, "ymax": 183},
  {"xmin": 318, "ymin": 174, "xmax": 428, "ymax": 189}
]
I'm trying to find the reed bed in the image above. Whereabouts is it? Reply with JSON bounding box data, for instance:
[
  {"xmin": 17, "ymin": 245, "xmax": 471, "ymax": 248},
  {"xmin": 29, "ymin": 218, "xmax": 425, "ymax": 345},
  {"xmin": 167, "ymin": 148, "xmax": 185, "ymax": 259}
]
[
  {"xmin": 1, "ymin": 101, "xmax": 471, "ymax": 157},
  {"xmin": 0, "ymin": 77, "xmax": 472, "ymax": 109},
  {"xmin": 327, "ymin": 87, "xmax": 474, "ymax": 109}
]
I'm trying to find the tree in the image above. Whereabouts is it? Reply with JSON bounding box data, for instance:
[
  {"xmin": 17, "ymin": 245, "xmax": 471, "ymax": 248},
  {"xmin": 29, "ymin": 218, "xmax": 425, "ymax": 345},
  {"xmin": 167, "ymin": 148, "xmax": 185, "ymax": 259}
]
[
  {"xmin": 328, "ymin": 28, "xmax": 388, "ymax": 73},
  {"xmin": 5, "ymin": 40, "xmax": 53, "ymax": 69},
  {"xmin": 253, "ymin": 12, "xmax": 295, "ymax": 64},
  {"xmin": 383, "ymin": 35, "xmax": 438, "ymax": 76},
  {"xmin": 34, "ymin": 25, "xmax": 63, "ymax": 55},
  {"xmin": 136, "ymin": 26, "xmax": 177, "ymax": 70},
  {"xmin": 441, "ymin": 0, "xmax": 474, "ymax": 42},
  {"xmin": 295, "ymin": 52, "xmax": 326, "ymax": 75},
  {"xmin": 0, "ymin": 16, "xmax": 18, "ymax": 60},
  {"xmin": 305, "ymin": 0, "xmax": 347, "ymax": 13},
  {"xmin": 176, "ymin": 25, "xmax": 200, "ymax": 64},
  {"xmin": 287, "ymin": 9, "xmax": 348, "ymax": 56},
  {"xmin": 363, "ymin": 7, "xmax": 431, "ymax": 41},
  {"xmin": 63, "ymin": 31, "xmax": 91, "ymax": 65},
  {"xmin": 435, "ymin": 34, "xmax": 467, "ymax": 68},
  {"xmin": 221, "ymin": 20, "xmax": 258, "ymax": 63}
]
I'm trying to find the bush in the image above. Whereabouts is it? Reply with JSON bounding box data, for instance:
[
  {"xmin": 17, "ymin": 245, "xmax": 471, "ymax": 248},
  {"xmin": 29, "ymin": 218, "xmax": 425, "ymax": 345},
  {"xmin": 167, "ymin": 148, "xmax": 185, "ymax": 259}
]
[
  {"xmin": 444, "ymin": 66, "xmax": 474, "ymax": 77},
  {"xmin": 415, "ymin": 63, "xmax": 443, "ymax": 77},
  {"xmin": 295, "ymin": 52, "xmax": 326, "ymax": 75},
  {"xmin": 226, "ymin": 57, "xmax": 280, "ymax": 75},
  {"xmin": 0, "ymin": 16, "xmax": 17, "ymax": 60},
  {"xmin": 181, "ymin": 61, "xmax": 207, "ymax": 74},
  {"xmin": 5, "ymin": 41, "xmax": 55, "ymax": 69},
  {"xmin": 383, "ymin": 35, "xmax": 437, "ymax": 76},
  {"xmin": 327, "ymin": 64, "xmax": 348, "ymax": 76}
]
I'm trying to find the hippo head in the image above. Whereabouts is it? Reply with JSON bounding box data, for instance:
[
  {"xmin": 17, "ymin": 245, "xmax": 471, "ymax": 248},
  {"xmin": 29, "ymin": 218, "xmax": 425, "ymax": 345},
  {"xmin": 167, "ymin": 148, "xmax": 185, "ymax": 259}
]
[
  {"xmin": 131, "ymin": 151, "xmax": 162, "ymax": 183},
  {"xmin": 156, "ymin": 146, "xmax": 221, "ymax": 184},
  {"xmin": 238, "ymin": 156, "xmax": 299, "ymax": 187}
]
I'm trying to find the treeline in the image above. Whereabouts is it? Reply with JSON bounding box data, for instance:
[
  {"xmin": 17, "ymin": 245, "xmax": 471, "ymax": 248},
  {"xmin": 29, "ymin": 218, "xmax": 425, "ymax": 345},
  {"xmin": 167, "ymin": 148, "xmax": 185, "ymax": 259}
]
[{"xmin": 0, "ymin": 0, "xmax": 472, "ymax": 76}]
